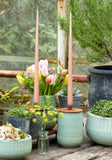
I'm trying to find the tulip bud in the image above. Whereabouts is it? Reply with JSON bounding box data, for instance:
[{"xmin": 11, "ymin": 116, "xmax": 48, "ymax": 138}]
[
  {"xmin": 46, "ymin": 75, "xmax": 51, "ymax": 84},
  {"xmin": 61, "ymin": 69, "xmax": 67, "ymax": 78}
]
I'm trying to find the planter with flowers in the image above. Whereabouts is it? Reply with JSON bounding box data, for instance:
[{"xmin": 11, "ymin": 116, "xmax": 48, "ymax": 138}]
[
  {"xmin": 58, "ymin": 85, "xmax": 83, "ymax": 108},
  {"xmin": 29, "ymin": 103, "xmax": 64, "ymax": 154},
  {"xmin": 16, "ymin": 59, "xmax": 67, "ymax": 134},
  {"xmin": 0, "ymin": 123, "xmax": 32, "ymax": 159},
  {"xmin": 8, "ymin": 102, "xmax": 32, "ymax": 133}
]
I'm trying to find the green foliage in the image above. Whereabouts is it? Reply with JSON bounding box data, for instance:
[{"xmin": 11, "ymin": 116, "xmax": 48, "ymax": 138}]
[
  {"xmin": 90, "ymin": 100, "xmax": 112, "ymax": 117},
  {"xmin": 0, "ymin": 87, "xmax": 19, "ymax": 107},
  {"xmin": 0, "ymin": 0, "xmax": 57, "ymax": 58},
  {"xmin": 58, "ymin": 85, "xmax": 80, "ymax": 96},
  {"xmin": 59, "ymin": 0, "xmax": 112, "ymax": 62},
  {"xmin": 8, "ymin": 103, "xmax": 31, "ymax": 117}
]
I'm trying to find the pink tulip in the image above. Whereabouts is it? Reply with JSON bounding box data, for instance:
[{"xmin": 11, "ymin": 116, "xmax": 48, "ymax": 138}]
[
  {"xmin": 46, "ymin": 74, "xmax": 57, "ymax": 85},
  {"xmin": 61, "ymin": 69, "xmax": 67, "ymax": 78},
  {"xmin": 25, "ymin": 65, "xmax": 35, "ymax": 78},
  {"xmin": 39, "ymin": 59, "xmax": 48, "ymax": 71},
  {"xmin": 50, "ymin": 74, "xmax": 57, "ymax": 84},
  {"xmin": 46, "ymin": 75, "xmax": 51, "ymax": 84},
  {"xmin": 41, "ymin": 66, "xmax": 48, "ymax": 77}
]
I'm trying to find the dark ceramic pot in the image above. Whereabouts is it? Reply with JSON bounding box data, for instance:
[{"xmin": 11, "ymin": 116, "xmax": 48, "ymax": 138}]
[
  {"xmin": 88, "ymin": 65, "xmax": 112, "ymax": 107},
  {"xmin": 8, "ymin": 116, "xmax": 30, "ymax": 133},
  {"xmin": 58, "ymin": 94, "xmax": 82, "ymax": 108}
]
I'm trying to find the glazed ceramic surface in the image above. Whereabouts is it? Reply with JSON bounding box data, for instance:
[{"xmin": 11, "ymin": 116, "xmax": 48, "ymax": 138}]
[
  {"xmin": 86, "ymin": 112, "xmax": 112, "ymax": 146},
  {"xmin": 57, "ymin": 111, "xmax": 83, "ymax": 148},
  {"xmin": 0, "ymin": 134, "xmax": 32, "ymax": 159}
]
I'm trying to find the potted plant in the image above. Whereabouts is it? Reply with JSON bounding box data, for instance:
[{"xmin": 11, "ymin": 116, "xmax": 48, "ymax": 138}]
[
  {"xmin": 86, "ymin": 99, "xmax": 112, "ymax": 146},
  {"xmin": 16, "ymin": 59, "xmax": 67, "ymax": 132},
  {"xmin": 58, "ymin": 0, "xmax": 112, "ymax": 107},
  {"xmin": 58, "ymin": 85, "xmax": 83, "ymax": 108},
  {"xmin": 0, "ymin": 123, "xmax": 32, "ymax": 159},
  {"xmin": 0, "ymin": 87, "xmax": 19, "ymax": 125},
  {"xmin": 29, "ymin": 103, "xmax": 64, "ymax": 154},
  {"xmin": 16, "ymin": 59, "xmax": 67, "ymax": 108},
  {"xmin": 8, "ymin": 103, "xmax": 31, "ymax": 133}
]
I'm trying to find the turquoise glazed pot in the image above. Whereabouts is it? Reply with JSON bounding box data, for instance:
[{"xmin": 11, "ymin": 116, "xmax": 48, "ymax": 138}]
[
  {"xmin": 57, "ymin": 108, "xmax": 83, "ymax": 148},
  {"xmin": 0, "ymin": 134, "xmax": 32, "ymax": 159},
  {"xmin": 32, "ymin": 95, "xmax": 56, "ymax": 107},
  {"xmin": 86, "ymin": 112, "xmax": 112, "ymax": 146}
]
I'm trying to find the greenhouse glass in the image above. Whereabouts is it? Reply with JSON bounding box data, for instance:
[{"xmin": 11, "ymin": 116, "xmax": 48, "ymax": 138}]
[{"xmin": 0, "ymin": 0, "xmax": 57, "ymax": 89}]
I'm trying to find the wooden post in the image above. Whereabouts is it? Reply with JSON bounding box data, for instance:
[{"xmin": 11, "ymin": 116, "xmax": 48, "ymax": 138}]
[{"xmin": 57, "ymin": 0, "xmax": 68, "ymax": 68}]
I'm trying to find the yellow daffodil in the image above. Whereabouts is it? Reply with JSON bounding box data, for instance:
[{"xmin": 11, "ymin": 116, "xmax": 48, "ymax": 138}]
[{"xmin": 16, "ymin": 74, "xmax": 25, "ymax": 86}]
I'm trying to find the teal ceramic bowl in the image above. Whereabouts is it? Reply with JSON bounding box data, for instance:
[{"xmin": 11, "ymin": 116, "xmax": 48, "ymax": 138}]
[
  {"xmin": 86, "ymin": 112, "xmax": 112, "ymax": 146},
  {"xmin": 0, "ymin": 134, "xmax": 32, "ymax": 159}
]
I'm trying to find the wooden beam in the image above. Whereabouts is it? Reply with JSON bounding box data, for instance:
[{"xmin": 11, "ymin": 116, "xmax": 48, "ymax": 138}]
[
  {"xmin": 57, "ymin": 0, "xmax": 68, "ymax": 68},
  {"xmin": 0, "ymin": 70, "xmax": 88, "ymax": 83},
  {"xmin": 0, "ymin": 70, "xmax": 21, "ymax": 78}
]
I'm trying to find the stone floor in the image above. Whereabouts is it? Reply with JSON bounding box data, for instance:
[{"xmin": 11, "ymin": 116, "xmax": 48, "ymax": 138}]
[{"xmin": 23, "ymin": 115, "xmax": 112, "ymax": 160}]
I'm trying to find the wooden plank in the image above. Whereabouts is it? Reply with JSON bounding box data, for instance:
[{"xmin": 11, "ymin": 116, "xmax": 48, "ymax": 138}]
[
  {"xmin": 51, "ymin": 145, "xmax": 112, "ymax": 160},
  {"xmin": 0, "ymin": 70, "xmax": 88, "ymax": 83}
]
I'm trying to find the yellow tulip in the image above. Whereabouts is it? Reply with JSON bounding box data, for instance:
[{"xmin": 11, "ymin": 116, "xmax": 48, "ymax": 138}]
[
  {"xmin": 39, "ymin": 70, "xmax": 41, "ymax": 81},
  {"xmin": 16, "ymin": 74, "xmax": 25, "ymax": 86},
  {"xmin": 64, "ymin": 74, "xmax": 68, "ymax": 85}
]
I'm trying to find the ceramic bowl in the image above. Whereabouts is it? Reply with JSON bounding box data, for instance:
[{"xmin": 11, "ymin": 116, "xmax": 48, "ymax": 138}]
[{"xmin": 0, "ymin": 134, "xmax": 32, "ymax": 159}]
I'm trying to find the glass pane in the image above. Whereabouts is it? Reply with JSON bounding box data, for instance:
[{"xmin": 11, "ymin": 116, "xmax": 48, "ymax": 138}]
[{"xmin": 0, "ymin": 0, "xmax": 57, "ymax": 89}]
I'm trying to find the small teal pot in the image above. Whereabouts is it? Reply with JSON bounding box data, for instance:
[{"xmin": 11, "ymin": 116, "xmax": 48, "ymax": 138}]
[
  {"xmin": 86, "ymin": 112, "xmax": 112, "ymax": 146},
  {"xmin": 57, "ymin": 108, "xmax": 83, "ymax": 148}
]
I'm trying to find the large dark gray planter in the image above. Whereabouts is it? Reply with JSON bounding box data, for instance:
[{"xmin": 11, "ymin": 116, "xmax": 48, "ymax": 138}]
[
  {"xmin": 58, "ymin": 94, "xmax": 82, "ymax": 108},
  {"xmin": 88, "ymin": 65, "xmax": 112, "ymax": 107}
]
